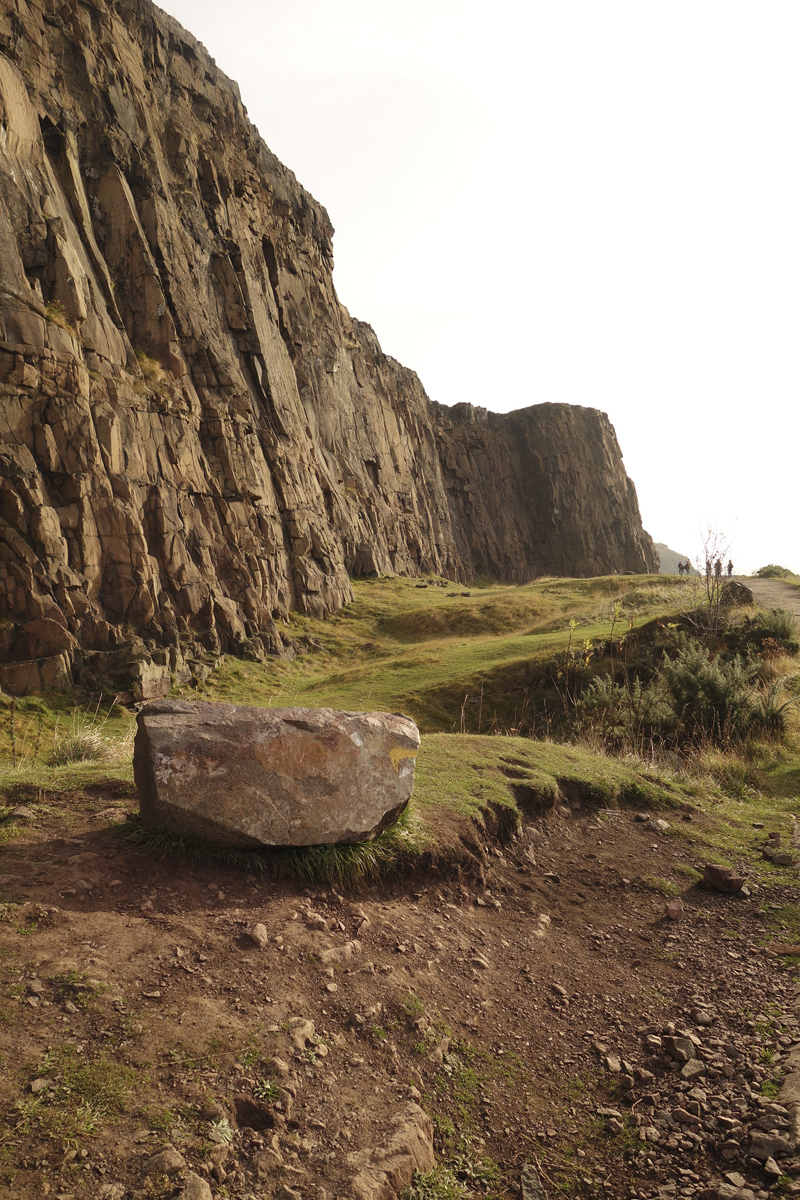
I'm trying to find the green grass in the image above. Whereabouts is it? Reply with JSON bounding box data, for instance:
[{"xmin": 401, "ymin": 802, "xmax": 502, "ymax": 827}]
[
  {"xmin": 0, "ymin": 692, "xmax": 135, "ymax": 783},
  {"xmin": 120, "ymin": 800, "xmax": 428, "ymax": 886},
  {"xmin": 1, "ymin": 570, "xmax": 798, "ymax": 893},
  {"xmin": 117, "ymin": 734, "xmax": 706, "ymax": 884},
  {"xmin": 199, "ymin": 574, "xmax": 697, "ymax": 733},
  {"xmin": 11, "ymin": 1045, "xmax": 136, "ymax": 1147}
]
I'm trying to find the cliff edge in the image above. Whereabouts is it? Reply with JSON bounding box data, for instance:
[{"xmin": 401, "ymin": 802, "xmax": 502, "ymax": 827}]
[{"xmin": 0, "ymin": 0, "xmax": 657, "ymax": 693}]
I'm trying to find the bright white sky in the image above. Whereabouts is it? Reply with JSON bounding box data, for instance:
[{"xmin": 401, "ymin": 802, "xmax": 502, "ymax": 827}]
[{"xmin": 157, "ymin": 0, "xmax": 799, "ymax": 575}]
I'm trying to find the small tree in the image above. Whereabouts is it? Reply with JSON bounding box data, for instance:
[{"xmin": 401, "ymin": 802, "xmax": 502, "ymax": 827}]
[{"xmin": 693, "ymin": 528, "xmax": 733, "ymax": 645}]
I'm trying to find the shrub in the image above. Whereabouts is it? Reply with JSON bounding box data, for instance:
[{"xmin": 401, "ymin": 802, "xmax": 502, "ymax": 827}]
[
  {"xmin": 579, "ymin": 673, "xmax": 674, "ymax": 749},
  {"xmin": 755, "ymin": 565, "xmax": 795, "ymax": 579},
  {"xmin": 577, "ymin": 635, "xmax": 792, "ymax": 751},
  {"xmin": 749, "ymin": 608, "xmax": 799, "ymax": 650},
  {"xmin": 659, "ymin": 643, "xmax": 761, "ymax": 744},
  {"xmin": 135, "ymin": 349, "xmax": 166, "ymax": 388}
]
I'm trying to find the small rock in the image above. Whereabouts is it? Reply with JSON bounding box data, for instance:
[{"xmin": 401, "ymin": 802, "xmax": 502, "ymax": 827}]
[
  {"xmin": 289, "ymin": 1017, "xmax": 316, "ymax": 1052},
  {"xmin": 178, "ymin": 1174, "xmax": 213, "ymax": 1200},
  {"xmin": 665, "ymin": 898, "xmax": 684, "ymax": 921},
  {"xmin": 763, "ymin": 1157, "xmax": 781, "ymax": 1178},
  {"xmin": 690, "ymin": 1007, "xmax": 714, "ymax": 1025},
  {"xmin": 749, "ymin": 1130, "xmax": 795, "ymax": 1159},
  {"xmin": 607, "ymin": 1117, "xmax": 624, "ymax": 1133},
  {"xmin": 551, "ymin": 983, "xmax": 567, "ymax": 998},
  {"xmin": 62, "ymin": 1000, "xmax": 79, "ymax": 1014},
  {"xmin": 143, "ymin": 1144, "xmax": 186, "ymax": 1176},
  {"xmin": 30, "ymin": 1078, "xmax": 50, "ymax": 1093},
  {"xmin": 597, "ymin": 1107, "xmax": 622, "ymax": 1118},
  {"xmin": 200, "ymin": 1101, "xmax": 227, "ymax": 1121},
  {"xmin": 723, "ymin": 1173, "xmax": 746, "ymax": 1188},
  {"xmin": 663, "ymin": 1035, "xmax": 695, "ymax": 1063},
  {"xmin": 703, "ymin": 864, "xmax": 744, "ymax": 894},
  {"xmin": 305, "ymin": 912, "xmax": 328, "ymax": 931},
  {"xmin": 604, "ymin": 1055, "xmax": 621, "ymax": 1073},
  {"xmin": 319, "ymin": 940, "xmax": 361, "ymax": 966},
  {"xmin": 248, "ymin": 923, "xmax": 269, "ymax": 948},
  {"xmin": 11, "ymin": 805, "xmax": 35, "ymax": 820},
  {"xmin": 680, "ymin": 1059, "xmax": 707, "ymax": 1081},
  {"xmin": 521, "ymin": 1162, "xmax": 547, "ymax": 1200}
]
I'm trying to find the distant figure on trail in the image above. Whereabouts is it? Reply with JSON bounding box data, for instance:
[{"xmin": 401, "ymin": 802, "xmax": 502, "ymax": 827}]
[
  {"xmin": 727, "ymin": 560, "xmax": 733, "ymax": 577},
  {"xmin": 714, "ymin": 559, "xmax": 722, "ymax": 580},
  {"xmin": 705, "ymin": 559, "xmax": 711, "ymax": 580},
  {"xmin": 678, "ymin": 561, "xmax": 685, "ymax": 575}
]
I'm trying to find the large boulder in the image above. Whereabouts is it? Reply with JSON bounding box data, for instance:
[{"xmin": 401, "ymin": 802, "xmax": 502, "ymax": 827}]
[
  {"xmin": 133, "ymin": 700, "xmax": 420, "ymax": 847},
  {"xmin": 720, "ymin": 581, "xmax": 754, "ymax": 606}
]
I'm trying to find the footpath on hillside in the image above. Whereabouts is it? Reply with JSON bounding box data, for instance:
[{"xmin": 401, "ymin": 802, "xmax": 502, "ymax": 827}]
[{"xmin": 743, "ymin": 579, "xmax": 800, "ymax": 622}]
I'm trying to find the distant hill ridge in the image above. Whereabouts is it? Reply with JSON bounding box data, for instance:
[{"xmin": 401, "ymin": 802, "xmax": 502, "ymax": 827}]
[
  {"xmin": 656, "ymin": 544, "xmax": 697, "ymax": 575},
  {"xmin": 0, "ymin": 0, "xmax": 656, "ymax": 692}
]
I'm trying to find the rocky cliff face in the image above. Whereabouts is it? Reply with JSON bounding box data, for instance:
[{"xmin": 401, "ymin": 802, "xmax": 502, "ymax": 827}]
[{"xmin": 0, "ymin": 0, "xmax": 657, "ymax": 694}]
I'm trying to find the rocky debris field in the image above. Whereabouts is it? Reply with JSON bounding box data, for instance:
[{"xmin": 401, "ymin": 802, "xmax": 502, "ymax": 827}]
[{"xmin": 1, "ymin": 780, "xmax": 800, "ymax": 1200}]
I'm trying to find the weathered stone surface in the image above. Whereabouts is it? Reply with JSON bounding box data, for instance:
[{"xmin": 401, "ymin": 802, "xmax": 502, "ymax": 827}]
[
  {"xmin": 177, "ymin": 1175, "xmax": 213, "ymax": 1200},
  {"xmin": 348, "ymin": 1102, "xmax": 435, "ymax": 1200},
  {"xmin": 521, "ymin": 1162, "xmax": 548, "ymax": 1200},
  {"xmin": 142, "ymin": 1144, "xmax": 186, "ymax": 1177},
  {"xmin": 720, "ymin": 581, "xmax": 754, "ymax": 606},
  {"xmin": 0, "ymin": 0, "xmax": 658, "ymax": 692},
  {"xmin": 0, "ymin": 652, "xmax": 72, "ymax": 694},
  {"xmin": 133, "ymin": 700, "xmax": 420, "ymax": 846},
  {"xmin": 703, "ymin": 864, "xmax": 745, "ymax": 894},
  {"xmin": 749, "ymin": 1129, "xmax": 796, "ymax": 1159}
]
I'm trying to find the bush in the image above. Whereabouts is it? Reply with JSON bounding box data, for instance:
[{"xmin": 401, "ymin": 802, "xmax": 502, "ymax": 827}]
[
  {"xmin": 659, "ymin": 643, "xmax": 761, "ymax": 744},
  {"xmin": 579, "ymin": 673, "xmax": 674, "ymax": 749},
  {"xmin": 755, "ymin": 565, "xmax": 795, "ymax": 579},
  {"xmin": 727, "ymin": 608, "xmax": 800, "ymax": 658},
  {"xmin": 578, "ymin": 636, "xmax": 792, "ymax": 751},
  {"xmin": 750, "ymin": 608, "xmax": 799, "ymax": 648}
]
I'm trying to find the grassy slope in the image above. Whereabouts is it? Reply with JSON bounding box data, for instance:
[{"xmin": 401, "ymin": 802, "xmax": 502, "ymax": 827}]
[
  {"xmin": 202, "ymin": 574, "xmax": 698, "ymax": 732},
  {"xmin": 2, "ymin": 571, "xmax": 799, "ymax": 889}
]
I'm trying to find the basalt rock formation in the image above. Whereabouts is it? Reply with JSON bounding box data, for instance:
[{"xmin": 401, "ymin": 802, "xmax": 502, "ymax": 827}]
[{"xmin": 0, "ymin": 0, "xmax": 658, "ymax": 694}]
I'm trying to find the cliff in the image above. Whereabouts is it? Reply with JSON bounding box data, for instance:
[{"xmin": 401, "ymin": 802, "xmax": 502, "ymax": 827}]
[{"xmin": 0, "ymin": 0, "xmax": 657, "ymax": 694}]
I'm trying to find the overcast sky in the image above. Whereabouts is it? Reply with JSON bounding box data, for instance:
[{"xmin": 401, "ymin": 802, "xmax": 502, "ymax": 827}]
[{"xmin": 157, "ymin": 0, "xmax": 799, "ymax": 575}]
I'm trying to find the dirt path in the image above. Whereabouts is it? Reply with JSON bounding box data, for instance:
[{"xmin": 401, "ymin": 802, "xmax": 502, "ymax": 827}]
[
  {"xmin": 741, "ymin": 577, "xmax": 800, "ymax": 619},
  {"xmin": 2, "ymin": 783, "xmax": 800, "ymax": 1199}
]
